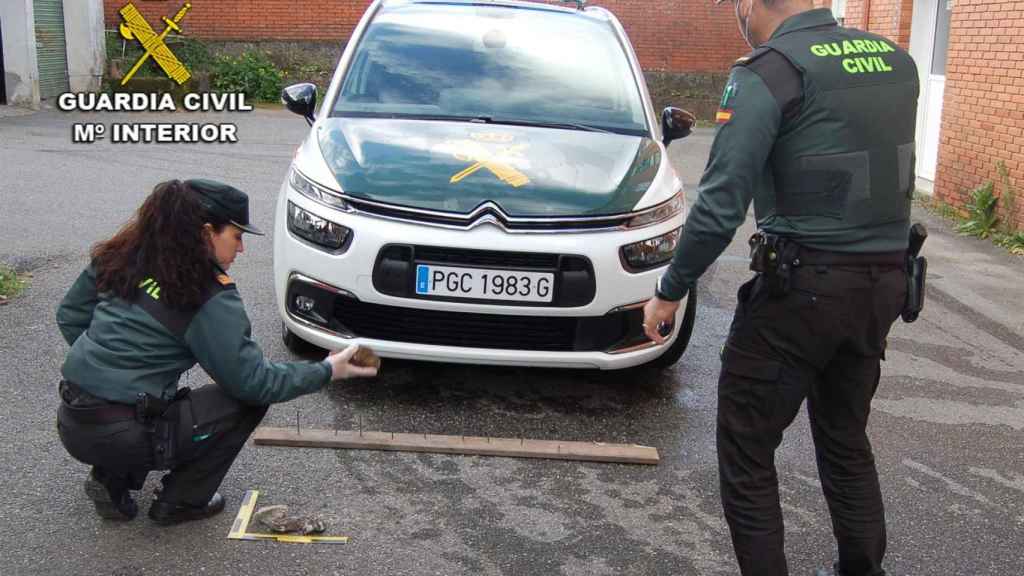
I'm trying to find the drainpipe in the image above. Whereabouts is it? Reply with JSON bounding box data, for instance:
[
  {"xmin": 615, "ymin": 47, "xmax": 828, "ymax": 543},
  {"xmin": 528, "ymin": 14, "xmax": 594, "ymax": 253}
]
[{"xmin": 863, "ymin": 0, "xmax": 873, "ymax": 31}]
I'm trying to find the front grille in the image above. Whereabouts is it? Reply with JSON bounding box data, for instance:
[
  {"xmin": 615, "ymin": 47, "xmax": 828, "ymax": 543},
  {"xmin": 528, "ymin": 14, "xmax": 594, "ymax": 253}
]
[
  {"xmin": 334, "ymin": 298, "xmax": 579, "ymax": 351},
  {"xmin": 413, "ymin": 246, "xmax": 559, "ymax": 269},
  {"xmin": 342, "ymin": 197, "xmax": 630, "ymax": 232}
]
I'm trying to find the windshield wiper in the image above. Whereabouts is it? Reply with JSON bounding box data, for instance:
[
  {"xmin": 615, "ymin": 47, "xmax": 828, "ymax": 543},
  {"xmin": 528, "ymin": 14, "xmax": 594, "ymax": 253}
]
[
  {"xmin": 474, "ymin": 117, "xmax": 616, "ymax": 134},
  {"xmin": 334, "ymin": 111, "xmax": 492, "ymax": 122},
  {"xmin": 334, "ymin": 111, "xmax": 620, "ymax": 134}
]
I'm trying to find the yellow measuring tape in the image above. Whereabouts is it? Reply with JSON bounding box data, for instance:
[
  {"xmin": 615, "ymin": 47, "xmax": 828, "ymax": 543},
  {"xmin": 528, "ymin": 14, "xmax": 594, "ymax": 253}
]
[{"xmin": 227, "ymin": 490, "xmax": 349, "ymax": 544}]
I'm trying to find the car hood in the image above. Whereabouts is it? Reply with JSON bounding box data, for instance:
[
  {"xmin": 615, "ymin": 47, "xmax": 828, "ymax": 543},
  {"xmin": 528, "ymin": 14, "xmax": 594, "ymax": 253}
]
[{"xmin": 316, "ymin": 118, "xmax": 660, "ymax": 217}]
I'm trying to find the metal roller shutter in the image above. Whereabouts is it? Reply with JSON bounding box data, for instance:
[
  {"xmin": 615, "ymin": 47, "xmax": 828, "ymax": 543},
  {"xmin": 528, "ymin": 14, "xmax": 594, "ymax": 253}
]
[{"xmin": 33, "ymin": 0, "xmax": 69, "ymax": 100}]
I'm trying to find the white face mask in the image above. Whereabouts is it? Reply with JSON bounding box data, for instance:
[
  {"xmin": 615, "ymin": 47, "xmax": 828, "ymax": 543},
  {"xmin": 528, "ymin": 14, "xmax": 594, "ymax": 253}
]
[{"xmin": 735, "ymin": 0, "xmax": 757, "ymax": 49}]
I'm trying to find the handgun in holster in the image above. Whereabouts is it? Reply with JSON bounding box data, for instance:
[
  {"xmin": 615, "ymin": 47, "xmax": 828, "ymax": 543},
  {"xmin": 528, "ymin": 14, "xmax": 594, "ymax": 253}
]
[
  {"xmin": 901, "ymin": 222, "xmax": 928, "ymax": 323},
  {"xmin": 748, "ymin": 230, "xmax": 800, "ymax": 297},
  {"xmin": 136, "ymin": 387, "xmax": 191, "ymax": 468}
]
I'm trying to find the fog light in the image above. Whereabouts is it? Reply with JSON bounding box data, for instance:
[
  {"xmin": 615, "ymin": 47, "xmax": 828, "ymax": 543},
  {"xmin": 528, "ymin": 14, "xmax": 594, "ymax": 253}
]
[
  {"xmin": 295, "ymin": 295, "xmax": 316, "ymax": 313},
  {"xmin": 621, "ymin": 227, "xmax": 681, "ymax": 271}
]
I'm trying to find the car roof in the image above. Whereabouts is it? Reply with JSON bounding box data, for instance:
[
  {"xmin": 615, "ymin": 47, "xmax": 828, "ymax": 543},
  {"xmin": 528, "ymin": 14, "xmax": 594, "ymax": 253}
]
[{"xmin": 380, "ymin": 0, "xmax": 613, "ymax": 22}]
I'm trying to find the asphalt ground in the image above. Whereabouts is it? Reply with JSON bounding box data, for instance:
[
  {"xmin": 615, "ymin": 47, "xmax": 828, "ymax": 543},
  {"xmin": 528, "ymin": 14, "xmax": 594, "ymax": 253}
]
[{"xmin": 1, "ymin": 107, "xmax": 1022, "ymax": 576}]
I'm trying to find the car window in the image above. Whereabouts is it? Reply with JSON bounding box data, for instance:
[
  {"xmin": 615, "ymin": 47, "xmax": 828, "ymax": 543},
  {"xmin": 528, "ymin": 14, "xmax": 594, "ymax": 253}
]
[{"xmin": 333, "ymin": 4, "xmax": 648, "ymax": 135}]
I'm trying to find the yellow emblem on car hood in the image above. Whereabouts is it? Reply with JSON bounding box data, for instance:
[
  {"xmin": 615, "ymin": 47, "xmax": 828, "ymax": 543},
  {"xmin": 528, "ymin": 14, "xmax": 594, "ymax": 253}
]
[{"xmin": 440, "ymin": 134, "xmax": 530, "ymax": 188}]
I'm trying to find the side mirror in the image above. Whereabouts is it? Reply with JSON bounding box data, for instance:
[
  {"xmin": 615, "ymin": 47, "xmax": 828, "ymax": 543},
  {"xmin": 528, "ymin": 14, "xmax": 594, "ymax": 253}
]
[
  {"xmin": 661, "ymin": 107, "xmax": 696, "ymax": 147},
  {"xmin": 282, "ymin": 83, "xmax": 318, "ymax": 126}
]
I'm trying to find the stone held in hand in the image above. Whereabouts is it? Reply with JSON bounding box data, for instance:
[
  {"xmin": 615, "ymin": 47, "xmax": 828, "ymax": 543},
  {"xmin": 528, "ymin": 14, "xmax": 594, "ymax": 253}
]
[{"xmin": 351, "ymin": 346, "xmax": 381, "ymax": 369}]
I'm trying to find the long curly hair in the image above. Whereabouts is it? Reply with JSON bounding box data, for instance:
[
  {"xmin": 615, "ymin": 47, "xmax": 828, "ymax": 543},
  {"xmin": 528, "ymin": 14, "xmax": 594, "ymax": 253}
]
[{"xmin": 91, "ymin": 180, "xmax": 229, "ymax": 310}]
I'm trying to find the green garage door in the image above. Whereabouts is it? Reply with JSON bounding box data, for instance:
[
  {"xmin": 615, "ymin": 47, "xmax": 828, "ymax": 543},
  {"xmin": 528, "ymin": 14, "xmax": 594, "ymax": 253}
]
[{"xmin": 34, "ymin": 0, "xmax": 70, "ymax": 100}]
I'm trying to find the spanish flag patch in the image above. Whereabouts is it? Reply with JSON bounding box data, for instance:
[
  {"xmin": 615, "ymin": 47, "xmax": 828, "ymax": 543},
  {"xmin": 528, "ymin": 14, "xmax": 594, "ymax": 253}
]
[{"xmin": 716, "ymin": 109, "xmax": 733, "ymax": 124}]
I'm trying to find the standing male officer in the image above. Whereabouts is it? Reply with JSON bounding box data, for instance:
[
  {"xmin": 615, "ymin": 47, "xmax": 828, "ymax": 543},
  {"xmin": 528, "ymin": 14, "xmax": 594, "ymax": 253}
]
[{"xmin": 643, "ymin": 1, "xmax": 920, "ymax": 575}]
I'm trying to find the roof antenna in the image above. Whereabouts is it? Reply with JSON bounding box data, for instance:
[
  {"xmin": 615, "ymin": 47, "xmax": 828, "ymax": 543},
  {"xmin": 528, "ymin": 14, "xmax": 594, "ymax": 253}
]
[{"xmin": 561, "ymin": 0, "xmax": 586, "ymax": 9}]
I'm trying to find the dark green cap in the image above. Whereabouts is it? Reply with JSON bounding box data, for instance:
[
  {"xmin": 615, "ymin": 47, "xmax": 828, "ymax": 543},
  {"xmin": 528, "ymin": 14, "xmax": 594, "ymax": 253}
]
[{"xmin": 185, "ymin": 179, "xmax": 265, "ymax": 236}]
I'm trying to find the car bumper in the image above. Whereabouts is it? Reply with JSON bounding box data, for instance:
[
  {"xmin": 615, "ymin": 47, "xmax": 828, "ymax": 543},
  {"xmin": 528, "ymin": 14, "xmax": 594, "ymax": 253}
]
[{"xmin": 273, "ymin": 183, "xmax": 690, "ymax": 370}]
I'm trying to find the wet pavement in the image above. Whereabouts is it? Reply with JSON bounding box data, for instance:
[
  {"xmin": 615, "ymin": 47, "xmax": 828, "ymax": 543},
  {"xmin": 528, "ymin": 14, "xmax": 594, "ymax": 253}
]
[{"xmin": 1, "ymin": 107, "xmax": 1022, "ymax": 575}]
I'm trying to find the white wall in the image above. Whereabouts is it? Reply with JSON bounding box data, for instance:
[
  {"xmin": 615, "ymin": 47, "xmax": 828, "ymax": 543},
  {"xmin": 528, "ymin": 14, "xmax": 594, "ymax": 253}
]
[
  {"xmin": 63, "ymin": 0, "xmax": 106, "ymax": 92},
  {"xmin": 1, "ymin": 0, "xmax": 40, "ymax": 107}
]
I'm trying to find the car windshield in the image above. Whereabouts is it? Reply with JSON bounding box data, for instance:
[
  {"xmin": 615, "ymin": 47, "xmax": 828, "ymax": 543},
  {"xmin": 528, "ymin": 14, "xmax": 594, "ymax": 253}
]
[{"xmin": 332, "ymin": 3, "xmax": 648, "ymax": 135}]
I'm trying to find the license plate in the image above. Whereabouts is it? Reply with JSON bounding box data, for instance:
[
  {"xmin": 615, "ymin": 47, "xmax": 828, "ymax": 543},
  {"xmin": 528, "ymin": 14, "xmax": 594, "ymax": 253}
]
[{"xmin": 415, "ymin": 264, "xmax": 554, "ymax": 303}]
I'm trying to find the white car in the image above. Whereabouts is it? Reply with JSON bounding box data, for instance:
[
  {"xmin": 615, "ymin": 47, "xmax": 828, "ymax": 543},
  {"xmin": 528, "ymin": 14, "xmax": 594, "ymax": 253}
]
[{"xmin": 274, "ymin": 0, "xmax": 697, "ymax": 370}]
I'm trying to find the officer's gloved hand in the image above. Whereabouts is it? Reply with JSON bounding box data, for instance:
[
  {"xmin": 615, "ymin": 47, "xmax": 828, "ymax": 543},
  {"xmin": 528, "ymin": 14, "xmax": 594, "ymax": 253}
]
[{"xmin": 327, "ymin": 345, "xmax": 379, "ymax": 381}]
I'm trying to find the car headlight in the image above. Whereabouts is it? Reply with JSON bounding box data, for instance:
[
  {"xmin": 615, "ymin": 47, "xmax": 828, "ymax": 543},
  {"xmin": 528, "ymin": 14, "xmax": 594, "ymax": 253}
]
[
  {"xmin": 289, "ymin": 167, "xmax": 351, "ymax": 211},
  {"xmin": 626, "ymin": 191, "xmax": 682, "ymax": 228},
  {"xmin": 287, "ymin": 201, "xmax": 352, "ymax": 251},
  {"xmin": 621, "ymin": 227, "xmax": 681, "ymax": 271}
]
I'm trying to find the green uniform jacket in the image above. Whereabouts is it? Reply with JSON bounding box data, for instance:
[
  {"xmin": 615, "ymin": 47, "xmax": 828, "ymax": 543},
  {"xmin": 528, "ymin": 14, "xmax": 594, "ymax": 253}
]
[
  {"xmin": 659, "ymin": 9, "xmax": 918, "ymax": 301},
  {"xmin": 57, "ymin": 264, "xmax": 331, "ymax": 405}
]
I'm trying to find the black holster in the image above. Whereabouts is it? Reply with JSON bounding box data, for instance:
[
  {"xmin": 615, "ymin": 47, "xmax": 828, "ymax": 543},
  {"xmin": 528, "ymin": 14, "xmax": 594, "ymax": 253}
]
[
  {"xmin": 901, "ymin": 256, "xmax": 926, "ymax": 322},
  {"xmin": 901, "ymin": 223, "xmax": 928, "ymax": 323},
  {"xmin": 136, "ymin": 387, "xmax": 191, "ymax": 469},
  {"xmin": 748, "ymin": 231, "xmax": 800, "ymax": 297},
  {"xmin": 134, "ymin": 389, "xmax": 183, "ymax": 422}
]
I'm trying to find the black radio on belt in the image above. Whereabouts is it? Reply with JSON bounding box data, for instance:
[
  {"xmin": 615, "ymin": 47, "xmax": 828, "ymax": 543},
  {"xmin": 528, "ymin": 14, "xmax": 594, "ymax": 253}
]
[{"xmin": 748, "ymin": 231, "xmax": 800, "ymax": 297}]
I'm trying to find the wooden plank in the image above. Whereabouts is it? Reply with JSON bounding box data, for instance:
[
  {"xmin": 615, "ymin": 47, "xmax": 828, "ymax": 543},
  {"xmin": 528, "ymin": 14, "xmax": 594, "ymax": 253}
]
[{"xmin": 252, "ymin": 427, "xmax": 659, "ymax": 466}]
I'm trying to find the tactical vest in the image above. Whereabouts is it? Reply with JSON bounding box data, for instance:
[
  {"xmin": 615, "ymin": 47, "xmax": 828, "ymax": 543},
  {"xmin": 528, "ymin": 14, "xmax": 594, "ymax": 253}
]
[
  {"xmin": 742, "ymin": 21, "xmax": 919, "ymax": 251},
  {"xmin": 133, "ymin": 271, "xmax": 236, "ymax": 340}
]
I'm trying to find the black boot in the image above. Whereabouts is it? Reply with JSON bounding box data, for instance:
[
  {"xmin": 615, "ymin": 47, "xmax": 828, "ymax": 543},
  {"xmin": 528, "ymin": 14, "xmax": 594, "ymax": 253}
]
[
  {"xmin": 83, "ymin": 469, "xmax": 138, "ymax": 521},
  {"xmin": 148, "ymin": 492, "xmax": 225, "ymax": 526}
]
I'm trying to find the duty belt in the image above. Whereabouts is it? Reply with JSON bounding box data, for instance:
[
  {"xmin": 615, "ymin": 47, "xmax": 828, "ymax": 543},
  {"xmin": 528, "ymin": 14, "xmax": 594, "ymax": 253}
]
[
  {"xmin": 748, "ymin": 231, "xmax": 907, "ymax": 297},
  {"xmin": 792, "ymin": 245, "xmax": 906, "ymax": 267},
  {"xmin": 59, "ymin": 380, "xmax": 189, "ymax": 423},
  {"xmin": 59, "ymin": 380, "xmax": 136, "ymax": 423},
  {"xmin": 749, "ymin": 231, "xmax": 905, "ymax": 268}
]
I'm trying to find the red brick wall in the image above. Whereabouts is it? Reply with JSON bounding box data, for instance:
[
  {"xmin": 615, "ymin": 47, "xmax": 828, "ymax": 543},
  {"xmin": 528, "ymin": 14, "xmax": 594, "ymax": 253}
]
[
  {"xmin": 933, "ymin": 0, "xmax": 1024, "ymax": 229},
  {"xmin": 106, "ymin": 0, "xmax": 372, "ymax": 42},
  {"xmin": 104, "ymin": 0, "xmax": 748, "ymax": 73},
  {"xmin": 845, "ymin": 0, "xmax": 913, "ymax": 48},
  {"xmin": 597, "ymin": 1, "xmax": 749, "ymax": 72}
]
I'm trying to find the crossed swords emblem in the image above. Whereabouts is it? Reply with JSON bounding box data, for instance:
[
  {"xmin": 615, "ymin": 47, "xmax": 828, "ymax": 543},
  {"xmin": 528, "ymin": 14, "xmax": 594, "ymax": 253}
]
[
  {"xmin": 119, "ymin": 2, "xmax": 192, "ymax": 86},
  {"xmin": 448, "ymin": 139, "xmax": 531, "ymax": 188}
]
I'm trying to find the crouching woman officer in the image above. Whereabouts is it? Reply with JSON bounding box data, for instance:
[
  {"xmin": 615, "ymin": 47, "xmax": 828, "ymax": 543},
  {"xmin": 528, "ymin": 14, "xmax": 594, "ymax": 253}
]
[{"xmin": 55, "ymin": 179, "xmax": 378, "ymax": 525}]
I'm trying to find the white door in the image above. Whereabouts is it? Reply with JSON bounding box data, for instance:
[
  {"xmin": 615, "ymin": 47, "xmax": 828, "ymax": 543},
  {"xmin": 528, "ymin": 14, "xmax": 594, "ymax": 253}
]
[
  {"xmin": 921, "ymin": 76, "xmax": 944, "ymax": 180},
  {"xmin": 913, "ymin": 0, "xmax": 953, "ymax": 181}
]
